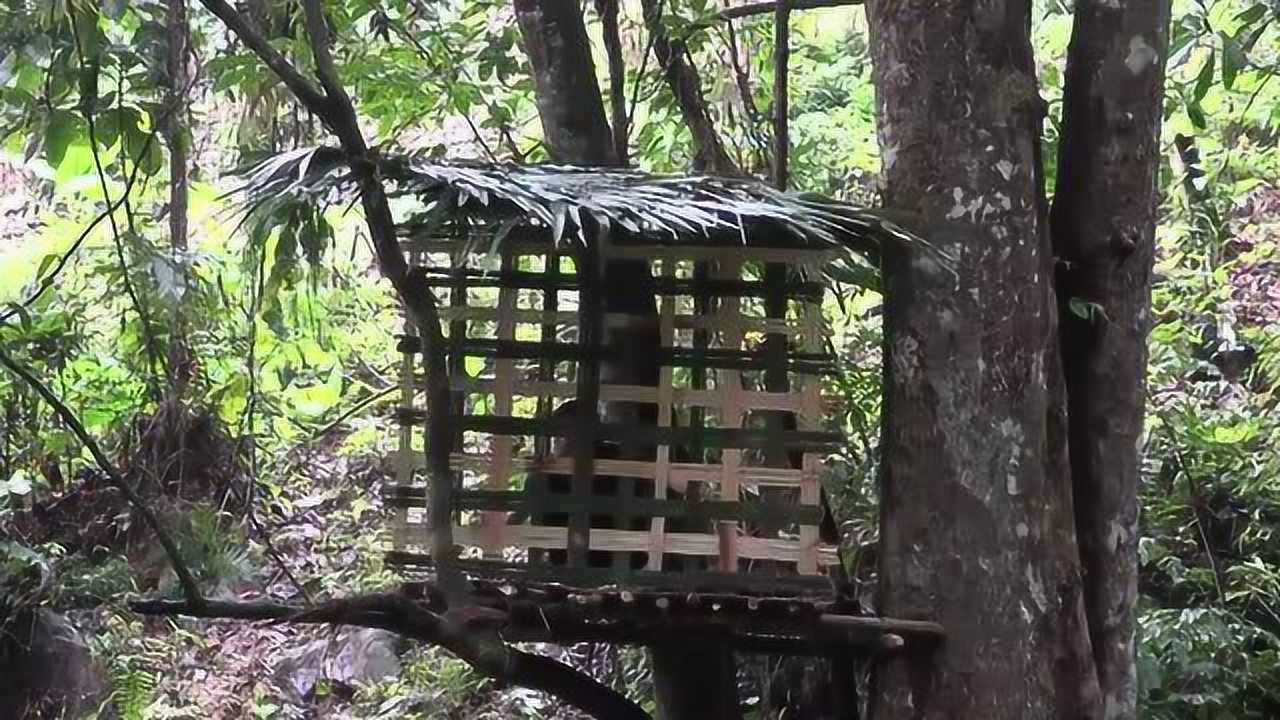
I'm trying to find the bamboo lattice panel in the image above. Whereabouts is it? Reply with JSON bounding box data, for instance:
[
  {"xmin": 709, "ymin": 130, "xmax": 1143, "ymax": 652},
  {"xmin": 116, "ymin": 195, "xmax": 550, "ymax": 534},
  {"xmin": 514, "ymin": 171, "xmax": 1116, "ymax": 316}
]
[{"xmin": 388, "ymin": 229, "xmax": 843, "ymax": 594}]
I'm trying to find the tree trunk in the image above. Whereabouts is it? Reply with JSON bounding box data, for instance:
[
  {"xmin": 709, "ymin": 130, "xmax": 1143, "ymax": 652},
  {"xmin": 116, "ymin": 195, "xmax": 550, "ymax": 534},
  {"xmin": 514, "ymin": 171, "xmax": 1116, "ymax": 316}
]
[
  {"xmin": 512, "ymin": 4, "xmax": 738, "ymax": 718},
  {"xmin": 865, "ymin": 2, "xmax": 1102, "ymax": 717},
  {"xmin": 1050, "ymin": 4, "xmax": 1170, "ymax": 717},
  {"xmin": 513, "ymin": 0, "xmax": 617, "ymax": 166},
  {"xmin": 165, "ymin": 0, "xmax": 191, "ymax": 393}
]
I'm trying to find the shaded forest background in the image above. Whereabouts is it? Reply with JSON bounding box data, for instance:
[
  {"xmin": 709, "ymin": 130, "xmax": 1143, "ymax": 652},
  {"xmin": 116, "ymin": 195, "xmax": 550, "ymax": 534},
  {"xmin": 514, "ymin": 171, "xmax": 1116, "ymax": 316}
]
[{"xmin": 1, "ymin": 0, "xmax": 1278, "ymax": 717}]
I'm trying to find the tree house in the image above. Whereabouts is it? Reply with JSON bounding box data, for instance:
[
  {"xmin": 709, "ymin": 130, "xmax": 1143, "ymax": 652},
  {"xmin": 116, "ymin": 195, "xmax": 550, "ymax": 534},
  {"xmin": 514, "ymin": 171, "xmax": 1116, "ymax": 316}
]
[{"xmin": 362, "ymin": 161, "xmax": 941, "ymax": 652}]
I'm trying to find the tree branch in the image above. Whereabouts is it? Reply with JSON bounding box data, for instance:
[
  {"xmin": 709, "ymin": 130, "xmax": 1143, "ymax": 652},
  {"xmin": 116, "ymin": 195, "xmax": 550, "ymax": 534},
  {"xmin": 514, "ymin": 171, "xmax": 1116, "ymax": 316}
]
[
  {"xmin": 772, "ymin": 0, "xmax": 790, "ymax": 189},
  {"xmin": 720, "ymin": 0, "xmax": 860, "ymax": 21},
  {"xmin": 195, "ymin": 0, "xmax": 329, "ymax": 114},
  {"xmin": 595, "ymin": 0, "xmax": 630, "ymax": 165},
  {"xmin": 0, "ymin": 347, "xmax": 204, "ymax": 608},
  {"xmin": 131, "ymin": 594, "xmax": 651, "ymax": 720},
  {"xmin": 179, "ymin": 6, "xmax": 652, "ymax": 717},
  {"xmin": 640, "ymin": 0, "xmax": 742, "ymax": 176}
]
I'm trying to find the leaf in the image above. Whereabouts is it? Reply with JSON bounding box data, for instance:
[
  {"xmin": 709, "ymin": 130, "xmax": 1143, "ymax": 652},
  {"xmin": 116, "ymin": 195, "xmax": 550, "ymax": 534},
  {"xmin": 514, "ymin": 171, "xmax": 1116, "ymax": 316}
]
[
  {"xmin": 824, "ymin": 261, "xmax": 881, "ymax": 292},
  {"xmin": 150, "ymin": 255, "xmax": 185, "ymax": 301},
  {"xmin": 102, "ymin": 0, "xmax": 128, "ymax": 20},
  {"xmin": 1239, "ymin": 21, "xmax": 1269, "ymax": 55},
  {"xmin": 1233, "ymin": 3, "xmax": 1267, "ymax": 25},
  {"xmin": 1068, "ymin": 297, "xmax": 1109, "ymax": 323},
  {"xmin": 0, "ymin": 52, "xmax": 15, "ymax": 86},
  {"xmin": 3, "ymin": 303, "xmax": 32, "ymax": 330},
  {"xmin": 44, "ymin": 110, "xmax": 84, "ymax": 168},
  {"xmin": 5, "ymin": 471, "xmax": 33, "ymax": 496},
  {"xmin": 1220, "ymin": 33, "xmax": 1245, "ymax": 91},
  {"xmin": 1186, "ymin": 101, "xmax": 1207, "ymax": 130},
  {"xmin": 1192, "ymin": 51, "xmax": 1215, "ymax": 102},
  {"xmin": 1210, "ymin": 423, "xmax": 1256, "ymax": 445},
  {"xmin": 36, "ymin": 252, "xmax": 60, "ymax": 280},
  {"xmin": 26, "ymin": 35, "xmax": 52, "ymax": 68},
  {"xmin": 123, "ymin": 120, "xmax": 163, "ymax": 175}
]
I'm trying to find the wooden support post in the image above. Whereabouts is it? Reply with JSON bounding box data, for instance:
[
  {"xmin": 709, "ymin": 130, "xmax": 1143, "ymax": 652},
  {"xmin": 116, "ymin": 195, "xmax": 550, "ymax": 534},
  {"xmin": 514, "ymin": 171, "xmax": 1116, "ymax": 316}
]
[
  {"xmin": 798, "ymin": 299, "xmax": 824, "ymax": 574},
  {"xmin": 649, "ymin": 259, "xmax": 678, "ymax": 570},
  {"xmin": 569, "ymin": 238, "xmax": 602, "ymax": 568}
]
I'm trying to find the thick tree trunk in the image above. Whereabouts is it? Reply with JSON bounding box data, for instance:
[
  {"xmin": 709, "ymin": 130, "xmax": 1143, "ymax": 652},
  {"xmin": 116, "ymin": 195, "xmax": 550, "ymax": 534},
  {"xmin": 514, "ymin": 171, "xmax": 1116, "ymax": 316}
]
[
  {"xmin": 166, "ymin": 0, "xmax": 191, "ymax": 391},
  {"xmin": 513, "ymin": 0, "xmax": 617, "ymax": 166},
  {"xmin": 512, "ymin": 4, "xmax": 738, "ymax": 718},
  {"xmin": 865, "ymin": 2, "xmax": 1102, "ymax": 717},
  {"xmin": 1050, "ymin": 4, "xmax": 1170, "ymax": 717}
]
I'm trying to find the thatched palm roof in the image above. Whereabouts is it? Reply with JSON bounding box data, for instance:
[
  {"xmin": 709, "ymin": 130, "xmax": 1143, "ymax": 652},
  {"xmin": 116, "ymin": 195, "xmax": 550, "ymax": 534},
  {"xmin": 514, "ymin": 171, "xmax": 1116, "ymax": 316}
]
[{"xmin": 230, "ymin": 146, "xmax": 928, "ymax": 287}]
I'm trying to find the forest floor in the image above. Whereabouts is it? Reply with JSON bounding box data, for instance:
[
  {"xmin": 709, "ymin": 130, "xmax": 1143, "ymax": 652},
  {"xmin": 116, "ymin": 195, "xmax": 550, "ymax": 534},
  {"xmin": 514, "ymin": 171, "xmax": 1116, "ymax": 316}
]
[{"xmin": 74, "ymin": 435, "xmax": 627, "ymax": 719}]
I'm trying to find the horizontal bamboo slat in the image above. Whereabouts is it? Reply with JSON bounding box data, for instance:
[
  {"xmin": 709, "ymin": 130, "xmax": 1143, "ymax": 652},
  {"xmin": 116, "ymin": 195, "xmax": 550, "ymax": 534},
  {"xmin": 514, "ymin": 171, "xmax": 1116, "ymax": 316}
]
[
  {"xmin": 446, "ymin": 379, "xmax": 807, "ymax": 413},
  {"xmin": 384, "ymin": 488, "xmax": 824, "ymax": 525},
  {"xmin": 398, "ymin": 525, "xmax": 840, "ymax": 566},
  {"xmin": 401, "ymin": 453, "xmax": 807, "ymax": 487}
]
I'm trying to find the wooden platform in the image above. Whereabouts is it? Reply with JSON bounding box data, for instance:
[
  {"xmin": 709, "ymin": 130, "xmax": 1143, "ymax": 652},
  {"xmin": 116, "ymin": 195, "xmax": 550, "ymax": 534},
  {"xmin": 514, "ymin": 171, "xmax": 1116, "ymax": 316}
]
[{"xmin": 398, "ymin": 576, "xmax": 943, "ymax": 656}]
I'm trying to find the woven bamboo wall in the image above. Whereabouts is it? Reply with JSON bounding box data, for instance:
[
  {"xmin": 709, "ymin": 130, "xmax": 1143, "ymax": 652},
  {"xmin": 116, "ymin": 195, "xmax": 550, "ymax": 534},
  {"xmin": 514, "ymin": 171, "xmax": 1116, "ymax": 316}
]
[{"xmin": 387, "ymin": 228, "xmax": 844, "ymax": 593}]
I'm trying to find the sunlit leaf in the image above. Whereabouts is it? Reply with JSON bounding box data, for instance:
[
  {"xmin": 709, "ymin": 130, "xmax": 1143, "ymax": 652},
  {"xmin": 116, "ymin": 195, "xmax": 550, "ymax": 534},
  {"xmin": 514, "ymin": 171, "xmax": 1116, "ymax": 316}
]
[
  {"xmin": 44, "ymin": 109, "xmax": 84, "ymax": 168},
  {"xmin": 1192, "ymin": 51, "xmax": 1215, "ymax": 102}
]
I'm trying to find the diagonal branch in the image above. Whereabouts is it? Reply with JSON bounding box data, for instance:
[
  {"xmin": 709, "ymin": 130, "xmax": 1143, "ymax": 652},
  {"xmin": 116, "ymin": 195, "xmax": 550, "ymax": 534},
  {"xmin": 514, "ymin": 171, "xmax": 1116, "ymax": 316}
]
[
  {"xmin": 196, "ymin": 0, "xmax": 328, "ymax": 114},
  {"xmin": 184, "ymin": 3, "xmax": 651, "ymax": 717},
  {"xmin": 640, "ymin": 0, "xmax": 741, "ymax": 176},
  {"xmin": 720, "ymin": 0, "xmax": 860, "ymax": 20},
  {"xmin": 131, "ymin": 594, "xmax": 651, "ymax": 720},
  {"xmin": 0, "ymin": 346, "xmax": 204, "ymax": 608}
]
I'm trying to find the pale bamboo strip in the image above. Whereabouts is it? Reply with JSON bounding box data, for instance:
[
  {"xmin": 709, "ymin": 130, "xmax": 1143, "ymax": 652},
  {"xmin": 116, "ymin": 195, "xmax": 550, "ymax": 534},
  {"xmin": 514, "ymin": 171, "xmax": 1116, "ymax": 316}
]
[
  {"xmin": 798, "ymin": 301, "xmax": 825, "ymax": 574},
  {"xmin": 426, "ymin": 525, "xmax": 841, "ymax": 565},
  {"xmin": 440, "ymin": 306, "xmax": 578, "ymax": 325},
  {"xmin": 433, "ymin": 453, "xmax": 804, "ymax": 487},
  {"xmin": 448, "ymin": 379, "xmax": 805, "ymax": 413},
  {"xmin": 393, "ymin": 249, "xmax": 422, "ymax": 554},
  {"xmin": 484, "ymin": 250, "xmax": 517, "ymax": 555},
  {"xmin": 409, "ymin": 239, "xmax": 837, "ymax": 266},
  {"xmin": 604, "ymin": 244, "xmax": 838, "ymax": 266},
  {"xmin": 441, "ymin": 305, "xmax": 804, "ymax": 337}
]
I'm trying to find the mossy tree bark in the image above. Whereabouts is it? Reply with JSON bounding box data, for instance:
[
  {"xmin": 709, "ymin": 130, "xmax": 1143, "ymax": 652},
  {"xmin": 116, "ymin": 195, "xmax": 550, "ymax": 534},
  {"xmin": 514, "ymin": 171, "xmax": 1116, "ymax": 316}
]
[
  {"xmin": 866, "ymin": 2, "xmax": 1102, "ymax": 717},
  {"xmin": 1051, "ymin": 4, "xmax": 1171, "ymax": 716}
]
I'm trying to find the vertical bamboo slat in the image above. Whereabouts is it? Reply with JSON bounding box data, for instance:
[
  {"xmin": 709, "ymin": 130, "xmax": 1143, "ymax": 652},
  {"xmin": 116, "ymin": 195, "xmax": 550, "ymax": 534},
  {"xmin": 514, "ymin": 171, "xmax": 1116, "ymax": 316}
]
[
  {"xmin": 798, "ymin": 299, "xmax": 824, "ymax": 574},
  {"xmin": 569, "ymin": 240, "xmax": 602, "ymax": 568},
  {"xmin": 393, "ymin": 249, "xmax": 422, "ymax": 553},
  {"xmin": 715, "ymin": 258, "xmax": 744, "ymax": 573},
  {"xmin": 484, "ymin": 248, "xmax": 517, "ymax": 555},
  {"xmin": 649, "ymin": 259, "xmax": 678, "ymax": 570},
  {"xmin": 530, "ymin": 248, "xmax": 561, "ymax": 567}
]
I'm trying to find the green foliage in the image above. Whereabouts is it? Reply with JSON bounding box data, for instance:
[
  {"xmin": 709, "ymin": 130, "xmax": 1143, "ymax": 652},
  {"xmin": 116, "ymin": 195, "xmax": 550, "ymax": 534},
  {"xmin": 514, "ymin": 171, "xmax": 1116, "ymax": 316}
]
[
  {"xmin": 1140, "ymin": 608, "xmax": 1280, "ymax": 718},
  {"xmin": 0, "ymin": 0, "xmax": 1276, "ymax": 717},
  {"xmin": 1135, "ymin": 2, "xmax": 1280, "ymax": 714},
  {"xmin": 110, "ymin": 661, "xmax": 159, "ymax": 720}
]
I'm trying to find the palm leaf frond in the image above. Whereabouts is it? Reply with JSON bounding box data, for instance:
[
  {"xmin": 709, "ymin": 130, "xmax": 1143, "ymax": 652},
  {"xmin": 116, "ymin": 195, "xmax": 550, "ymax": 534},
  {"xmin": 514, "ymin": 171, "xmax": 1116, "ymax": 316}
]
[{"xmin": 226, "ymin": 146, "xmax": 946, "ymax": 290}]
